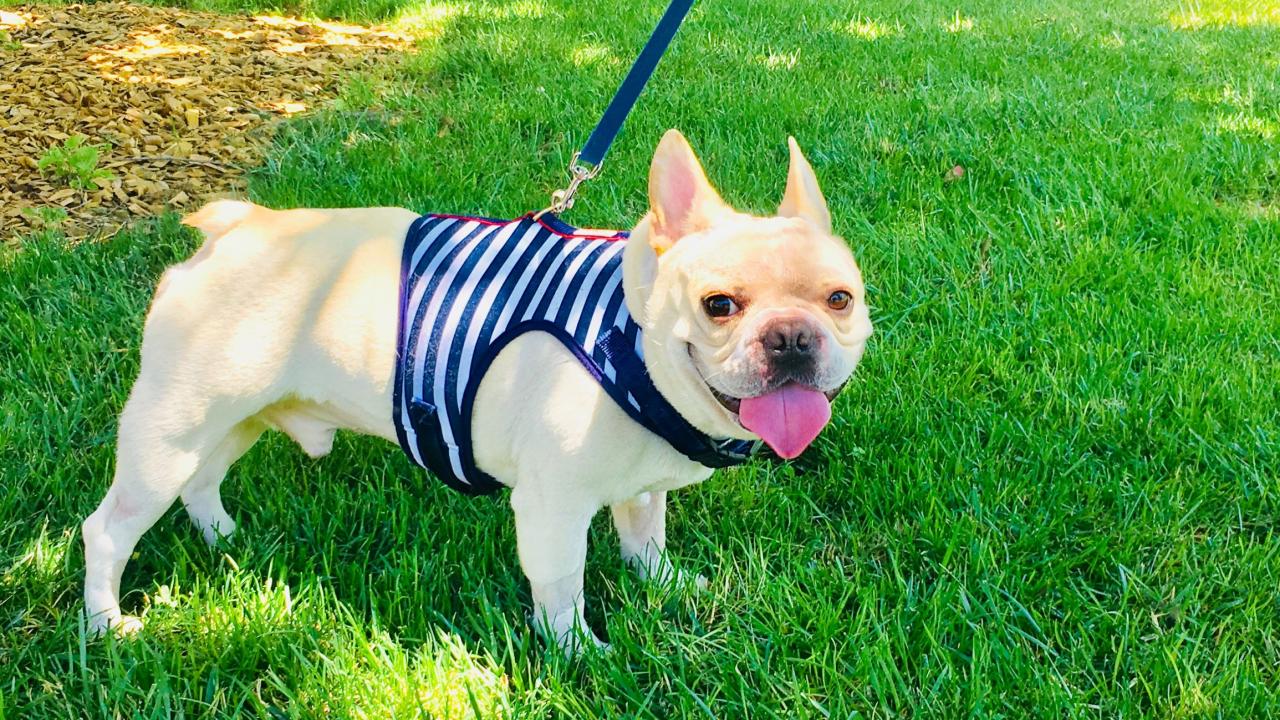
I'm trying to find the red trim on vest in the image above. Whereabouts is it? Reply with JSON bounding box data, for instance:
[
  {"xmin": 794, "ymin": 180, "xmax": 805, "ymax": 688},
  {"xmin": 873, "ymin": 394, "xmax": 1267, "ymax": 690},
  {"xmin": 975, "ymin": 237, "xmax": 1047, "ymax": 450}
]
[{"xmin": 423, "ymin": 212, "xmax": 624, "ymax": 241}]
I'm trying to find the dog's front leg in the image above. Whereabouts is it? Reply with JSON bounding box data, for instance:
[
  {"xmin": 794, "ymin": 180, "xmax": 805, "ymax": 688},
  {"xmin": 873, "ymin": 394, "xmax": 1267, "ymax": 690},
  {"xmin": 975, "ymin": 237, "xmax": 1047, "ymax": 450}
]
[
  {"xmin": 510, "ymin": 484, "xmax": 605, "ymax": 654},
  {"xmin": 612, "ymin": 491, "xmax": 706, "ymax": 590}
]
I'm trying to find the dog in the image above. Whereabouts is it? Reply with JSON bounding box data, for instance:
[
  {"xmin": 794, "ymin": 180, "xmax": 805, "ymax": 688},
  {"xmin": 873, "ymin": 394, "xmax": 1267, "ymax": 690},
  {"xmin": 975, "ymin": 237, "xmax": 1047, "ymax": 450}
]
[{"xmin": 81, "ymin": 130, "xmax": 873, "ymax": 652}]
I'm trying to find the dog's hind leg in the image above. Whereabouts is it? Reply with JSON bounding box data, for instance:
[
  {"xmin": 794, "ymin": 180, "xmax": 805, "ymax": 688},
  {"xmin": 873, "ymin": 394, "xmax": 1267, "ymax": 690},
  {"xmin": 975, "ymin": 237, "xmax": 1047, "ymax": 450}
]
[
  {"xmin": 180, "ymin": 418, "xmax": 264, "ymax": 546},
  {"xmin": 82, "ymin": 382, "xmax": 263, "ymax": 636},
  {"xmin": 181, "ymin": 401, "xmax": 345, "ymax": 545}
]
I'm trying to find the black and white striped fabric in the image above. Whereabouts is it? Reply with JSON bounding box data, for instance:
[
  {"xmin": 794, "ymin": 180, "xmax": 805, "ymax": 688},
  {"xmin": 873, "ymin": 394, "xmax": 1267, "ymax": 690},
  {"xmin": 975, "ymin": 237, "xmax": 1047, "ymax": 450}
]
[{"xmin": 392, "ymin": 212, "xmax": 757, "ymax": 495}]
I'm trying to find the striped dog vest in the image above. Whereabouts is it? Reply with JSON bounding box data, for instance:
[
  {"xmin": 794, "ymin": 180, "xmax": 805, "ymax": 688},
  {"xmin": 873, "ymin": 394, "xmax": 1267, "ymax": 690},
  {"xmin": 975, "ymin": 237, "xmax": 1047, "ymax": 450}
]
[{"xmin": 392, "ymin": 212, "xmax": 757, "ymax": 495}]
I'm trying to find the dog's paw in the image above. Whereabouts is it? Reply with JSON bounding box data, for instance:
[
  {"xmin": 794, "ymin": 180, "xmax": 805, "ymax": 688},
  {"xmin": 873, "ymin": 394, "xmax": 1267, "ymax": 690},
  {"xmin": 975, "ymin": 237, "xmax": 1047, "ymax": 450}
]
[
  {"xmin": 633, "ymin": 557, "xmax": 707, "ymax": 593},
  {"xmin": 113, "ymin": 615, "xmax": 145, "ymax": 637},
  {"xmin": 87, "ymin": 613, "xmax": 144, "ymax": 639},
  {"xmin": 666, "ymin": 568, "xmax": 709, "ymax": 594},
  {"xmin": 560, "ymin": 630, "xmax": 610, "ymax": 658},
  {"xmin": 189, "ymin": 511, "xmax": 237, "ymax": 547},
  {"xmin": 532, "ymin": 609, "xmax": 607, "ymax": 658}
]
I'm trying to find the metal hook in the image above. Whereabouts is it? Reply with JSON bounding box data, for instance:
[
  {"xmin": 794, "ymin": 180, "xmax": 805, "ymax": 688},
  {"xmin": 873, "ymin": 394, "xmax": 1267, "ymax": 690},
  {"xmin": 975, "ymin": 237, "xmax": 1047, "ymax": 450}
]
[{"xmin": 537, "ymin": 152, "xmax": 602, "ymax": 219}]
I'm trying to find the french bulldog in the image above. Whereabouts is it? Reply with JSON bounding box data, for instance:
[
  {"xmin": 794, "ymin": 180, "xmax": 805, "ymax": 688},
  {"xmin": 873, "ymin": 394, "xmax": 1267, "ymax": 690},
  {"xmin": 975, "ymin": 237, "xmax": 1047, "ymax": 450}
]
[{"xmin": 81, "ymin": 130, "xmax": 872, "ymax": 652}]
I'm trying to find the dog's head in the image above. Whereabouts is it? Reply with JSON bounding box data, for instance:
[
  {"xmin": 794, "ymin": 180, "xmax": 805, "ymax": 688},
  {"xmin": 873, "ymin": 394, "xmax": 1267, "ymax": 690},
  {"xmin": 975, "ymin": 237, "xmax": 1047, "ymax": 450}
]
[{"xmin": 623, "ymin": 130, "xmax": 873, "ymax": 459}]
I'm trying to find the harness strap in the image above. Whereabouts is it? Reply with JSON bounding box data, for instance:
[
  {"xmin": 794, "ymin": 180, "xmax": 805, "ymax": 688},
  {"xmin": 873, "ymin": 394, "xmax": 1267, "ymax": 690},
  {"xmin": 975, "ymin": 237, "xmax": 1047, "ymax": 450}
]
[{"xmin": 599, "ymin": 328, "xmax": 757, "ymax": 468}]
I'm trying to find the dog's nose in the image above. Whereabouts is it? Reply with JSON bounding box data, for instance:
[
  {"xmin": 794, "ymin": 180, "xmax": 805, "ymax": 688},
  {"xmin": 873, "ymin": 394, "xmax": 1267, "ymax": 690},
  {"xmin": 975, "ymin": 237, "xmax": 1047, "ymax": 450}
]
[{"xmin": 762, "ymin": 318, "xmax": 816, "ymax": 360}]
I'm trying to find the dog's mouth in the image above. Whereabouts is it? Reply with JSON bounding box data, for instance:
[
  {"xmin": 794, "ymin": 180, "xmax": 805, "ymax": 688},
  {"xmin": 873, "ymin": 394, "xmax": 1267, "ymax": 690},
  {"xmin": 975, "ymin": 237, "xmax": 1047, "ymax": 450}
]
[
  {"xmin": 707, "ymin": 384, "xmax": 743, "ymax": 415},
  {"xmin": 688, "ymin": 344, "xmax": 844, "ymax": 417},
  {"xmin": 707, "ymin": 382, "xmax": 844, "ymax": 416},
  {"xmin": 687, "ymin": 344, "xmax": 842, "ymax": 458}
]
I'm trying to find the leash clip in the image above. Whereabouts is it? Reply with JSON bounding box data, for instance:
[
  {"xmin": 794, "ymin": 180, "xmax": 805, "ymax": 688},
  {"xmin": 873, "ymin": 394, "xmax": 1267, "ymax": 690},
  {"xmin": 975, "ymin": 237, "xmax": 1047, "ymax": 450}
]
[{"xmin": 539, "ymin": 152, "xmax": 602, "ymax": 218}]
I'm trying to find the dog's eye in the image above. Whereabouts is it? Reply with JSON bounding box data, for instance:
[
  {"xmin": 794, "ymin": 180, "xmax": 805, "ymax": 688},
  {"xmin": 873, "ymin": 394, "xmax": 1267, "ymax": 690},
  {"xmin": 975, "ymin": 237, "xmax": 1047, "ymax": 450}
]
[
  {"xmin": 702, "ymin": 294, "xmax": 740, "ymax": 319},
  {"xmin": 827, "ymin": 290, "xmax": 852, "ymax": 311}
]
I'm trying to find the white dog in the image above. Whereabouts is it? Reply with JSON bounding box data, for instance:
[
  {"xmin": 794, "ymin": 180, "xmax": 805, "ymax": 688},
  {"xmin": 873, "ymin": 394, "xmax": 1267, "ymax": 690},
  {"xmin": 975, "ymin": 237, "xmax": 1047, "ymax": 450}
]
[{"xmin": 82, "ymin": 130, "xmax": 872, "ymax": 652}]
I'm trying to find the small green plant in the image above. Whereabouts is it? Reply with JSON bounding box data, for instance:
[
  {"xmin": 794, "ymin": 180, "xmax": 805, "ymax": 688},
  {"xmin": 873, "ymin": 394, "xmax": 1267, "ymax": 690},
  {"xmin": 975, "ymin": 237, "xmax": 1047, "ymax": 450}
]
[
  {"xmin": 21, "ymin": 205, "xmax": 69, "ymax": 228},
  {"xmin": 0, "ymin": 30, "xmax": 21, "ymax": 51},
  {"xmin": 16, "ymin": 206, "xmax": 69, "ymax": 243},
  {"xmin": 37, "ymin": 135, "xmax": 115, "ymax": 191}
]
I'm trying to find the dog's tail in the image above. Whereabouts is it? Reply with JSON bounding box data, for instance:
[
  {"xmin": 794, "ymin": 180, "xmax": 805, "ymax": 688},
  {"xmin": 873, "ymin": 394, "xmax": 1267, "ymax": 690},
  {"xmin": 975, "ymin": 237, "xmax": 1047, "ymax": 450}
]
[
  {"xmin": 182, "ymin": 199, "xmax": 258, "ymax": 245},
  {"xmin": 156, "ymin": 200, "xmax": 261, "ymax": 301}
]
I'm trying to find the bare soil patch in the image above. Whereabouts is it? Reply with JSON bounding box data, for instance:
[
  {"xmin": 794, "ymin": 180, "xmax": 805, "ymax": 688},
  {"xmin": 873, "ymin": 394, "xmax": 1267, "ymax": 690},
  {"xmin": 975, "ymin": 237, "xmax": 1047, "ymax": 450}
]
[{"xmin": 1, "ymin": 2, "xmax": 411, "ymax": 240}]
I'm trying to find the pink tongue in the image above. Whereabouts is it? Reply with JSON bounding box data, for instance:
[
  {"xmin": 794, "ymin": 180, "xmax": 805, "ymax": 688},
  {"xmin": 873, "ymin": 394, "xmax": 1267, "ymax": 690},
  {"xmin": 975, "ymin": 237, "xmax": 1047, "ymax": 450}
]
[{"xmin": 738, "ymin": 385, "xmax": 832, "ymax": 459}]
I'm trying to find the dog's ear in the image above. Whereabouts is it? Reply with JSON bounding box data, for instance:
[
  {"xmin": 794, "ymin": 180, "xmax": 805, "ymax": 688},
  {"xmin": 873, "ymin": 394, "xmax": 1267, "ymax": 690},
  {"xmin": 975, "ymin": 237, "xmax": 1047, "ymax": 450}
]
[
  {"xmin": 648, "ymin": 129, "xmax": 730, "ymax": 253},
  {"xmin": 778, "ymin": 137, "xmax": 832, "ymax": 234}
]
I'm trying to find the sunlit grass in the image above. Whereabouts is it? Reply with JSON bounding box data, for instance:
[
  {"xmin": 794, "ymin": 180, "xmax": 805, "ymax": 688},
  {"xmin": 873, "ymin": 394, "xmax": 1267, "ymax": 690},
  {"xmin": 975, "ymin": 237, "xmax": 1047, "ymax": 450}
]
[
  {"xmin": 570, "ymin": 43, "xmax": 615, "ymax": 68},
  {"xmin": 295, "ymin": 630, "xmax": 515, "ymax": 718},
  {"xmin": 1170, "ymin": 3, "xmax": 1280, "ymax": 29},
  {"xmin": 840, "ymin": 16, "xmax": 900, "ymax": 41},
  {"xmin": 943, "ymin": 10, "xmax": 974, "ymax": 33},
  {"xmin": 2, "ymin": 524, "xmax": 73, "ymax": 590},
  {"xmin": 1216, "ymin": 112, "xmax": 1277, "ymax": 139},
  {"xmin": 757, "ymin": 50, "xmax": 799, "ymax": 71}
]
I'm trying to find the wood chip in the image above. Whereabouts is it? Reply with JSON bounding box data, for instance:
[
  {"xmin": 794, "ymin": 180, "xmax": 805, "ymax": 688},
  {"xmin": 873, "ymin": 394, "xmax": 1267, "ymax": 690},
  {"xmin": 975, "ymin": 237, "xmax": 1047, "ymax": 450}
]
[{"xmin": 1, "ymin": 1, "xmax": 411, "ymax": 240}]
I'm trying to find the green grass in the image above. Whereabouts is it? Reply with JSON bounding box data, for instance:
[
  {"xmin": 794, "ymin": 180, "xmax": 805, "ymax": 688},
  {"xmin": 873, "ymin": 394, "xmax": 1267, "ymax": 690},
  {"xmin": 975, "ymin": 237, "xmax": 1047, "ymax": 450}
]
[{"xmin": 3, "ymin": 0, "xmax": 1280, "ymax": 716}]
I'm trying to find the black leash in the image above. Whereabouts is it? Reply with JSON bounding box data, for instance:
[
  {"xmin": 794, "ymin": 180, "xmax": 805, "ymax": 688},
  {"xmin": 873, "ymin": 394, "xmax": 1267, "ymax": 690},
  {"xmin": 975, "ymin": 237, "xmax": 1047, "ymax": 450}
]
[{"xmin": 541, "ymin": 0, "xmax": 696, "ymax": 216}]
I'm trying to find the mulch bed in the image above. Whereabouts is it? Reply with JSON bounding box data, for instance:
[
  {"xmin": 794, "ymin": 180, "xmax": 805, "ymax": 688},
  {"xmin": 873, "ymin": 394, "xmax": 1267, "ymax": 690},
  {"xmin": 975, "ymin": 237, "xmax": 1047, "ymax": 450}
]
[{"xmin": 1, "ymin": 2, "xmax": 411, "ymax": 240}]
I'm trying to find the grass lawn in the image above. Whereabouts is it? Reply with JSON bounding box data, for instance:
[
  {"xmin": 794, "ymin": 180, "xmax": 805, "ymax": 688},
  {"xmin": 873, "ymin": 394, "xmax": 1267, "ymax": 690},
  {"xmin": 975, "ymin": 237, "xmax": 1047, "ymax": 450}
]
[{"xmin": 3, "ymin": 0, "xmax": 1280, "ymax": 716}]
